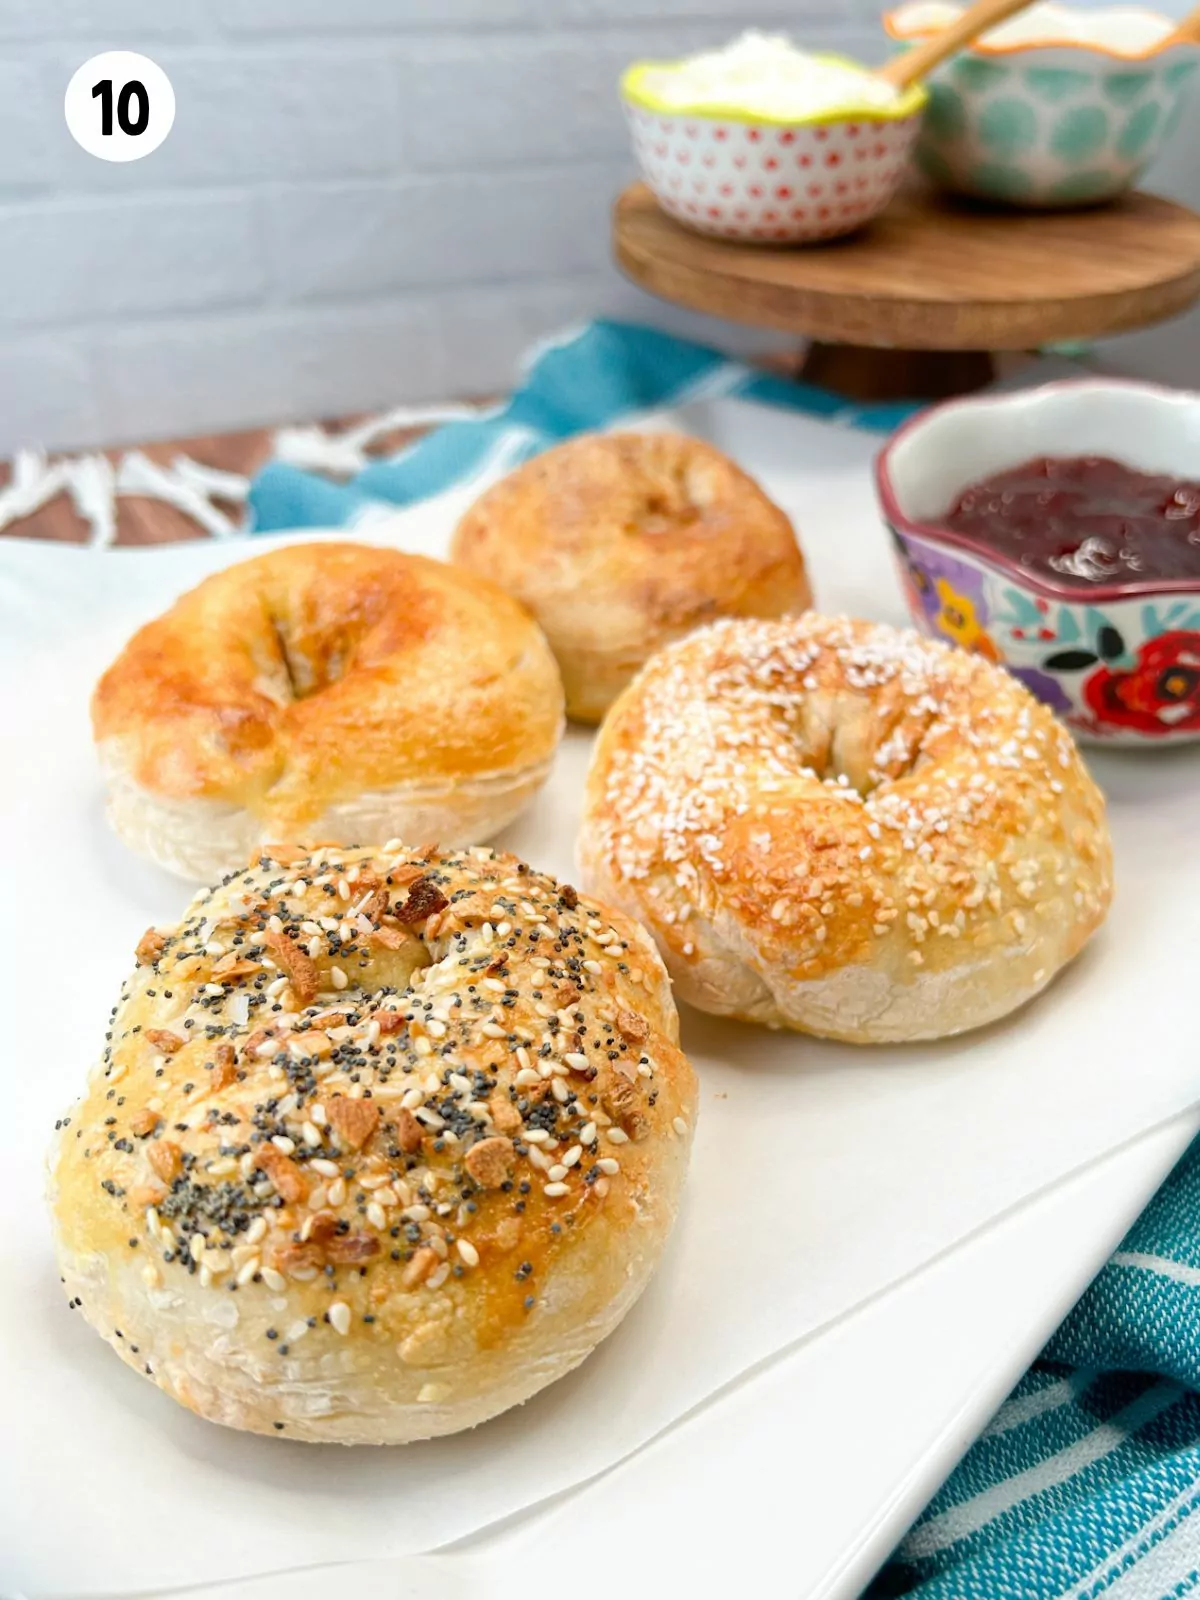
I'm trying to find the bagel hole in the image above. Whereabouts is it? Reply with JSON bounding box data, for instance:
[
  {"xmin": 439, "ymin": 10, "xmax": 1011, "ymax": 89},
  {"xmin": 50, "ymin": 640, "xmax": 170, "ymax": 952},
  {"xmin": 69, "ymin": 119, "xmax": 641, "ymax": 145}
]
[
  {"xmin": 799, "ymin": 692, "xmax": 934, "ymax": 797},
  {"xmin": 370, "ymin": 936, "xmax": 434, "ymax": 995},
  {"xmin": 265, "ymin": 609, "xmax": 349, "ymax": 701},
  {"xmin": 627, "ymin": 451, "xmax": 715, "ymax": 537}
]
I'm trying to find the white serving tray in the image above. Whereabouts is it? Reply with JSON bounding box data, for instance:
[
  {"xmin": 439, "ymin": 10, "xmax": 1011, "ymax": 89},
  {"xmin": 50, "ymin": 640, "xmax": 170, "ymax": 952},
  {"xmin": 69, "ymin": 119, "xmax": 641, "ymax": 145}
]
[
  {"xmin": 172, "ymin": 1111, "xmax": 1200, "ymax": 1600},
  {"xmin": 3, "ymin": 392, "xmax": 1199, "ymax": 1595}
]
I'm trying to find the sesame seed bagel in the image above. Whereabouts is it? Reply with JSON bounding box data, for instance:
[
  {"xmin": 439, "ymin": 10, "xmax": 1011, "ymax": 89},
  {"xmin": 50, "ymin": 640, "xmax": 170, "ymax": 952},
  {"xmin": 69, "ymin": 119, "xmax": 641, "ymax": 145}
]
[
  {"xmin": 49, "ymin": 843, "xmax": 697, "ymax": 1444},
  {"xmin": 450, "ymin": 432, "xmax": 812, "ymax": 723},
  {"xmin": 91, "ymin": 542, "xmax": 565, "ymax": 882},
  {"xmin": 579, "ymin": 615, "xmax": 1113, "ymax": 1044}
]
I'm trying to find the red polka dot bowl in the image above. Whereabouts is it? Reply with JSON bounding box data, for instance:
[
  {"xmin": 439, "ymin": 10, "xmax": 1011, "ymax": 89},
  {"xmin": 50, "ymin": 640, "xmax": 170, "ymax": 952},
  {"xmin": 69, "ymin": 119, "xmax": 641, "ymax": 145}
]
[{"xmin": 621, "ymin": 55, "xmax": 927, "ymax": 244}]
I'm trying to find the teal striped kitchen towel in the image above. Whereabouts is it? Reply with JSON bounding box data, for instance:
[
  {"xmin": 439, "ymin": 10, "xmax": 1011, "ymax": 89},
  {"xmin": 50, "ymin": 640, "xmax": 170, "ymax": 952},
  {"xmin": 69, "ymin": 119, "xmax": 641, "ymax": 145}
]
[
  {"xmin": 247, "ymin": 318, "xmax": 914, "ymax": 533},
  {"xmin": 250, "ymin": 318, "xmax": 1200, "ymax": 1599},
  {"xmin": 872, "ymin": 1135, "xmax": 1200, "ymax": 1600}
]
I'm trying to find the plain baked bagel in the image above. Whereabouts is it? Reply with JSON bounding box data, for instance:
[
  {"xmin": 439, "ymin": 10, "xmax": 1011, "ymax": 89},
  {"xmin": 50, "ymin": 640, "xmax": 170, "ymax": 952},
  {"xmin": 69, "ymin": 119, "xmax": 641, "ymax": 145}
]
[
  {"xmin": 579, "ymin": 614, "xmax": 1113, "ymax": 1044},
  {"xmin": 91, "ymin": 543, "xmax": 565, "ymax": 882},
  {"xmin": 49, "ymin": 841, "xmax": 698, "ymax": 1444},
  {"xmin": 450, "ymin": 432, "xmax": 812, "ymax": 723}
]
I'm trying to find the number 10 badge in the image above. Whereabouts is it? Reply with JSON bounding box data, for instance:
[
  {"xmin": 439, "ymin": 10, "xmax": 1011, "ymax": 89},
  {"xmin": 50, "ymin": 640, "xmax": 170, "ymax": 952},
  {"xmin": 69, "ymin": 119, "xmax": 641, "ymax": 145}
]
[{"xmin": 65, "ymin": 51, "xmax": 176, "ymax": 163}]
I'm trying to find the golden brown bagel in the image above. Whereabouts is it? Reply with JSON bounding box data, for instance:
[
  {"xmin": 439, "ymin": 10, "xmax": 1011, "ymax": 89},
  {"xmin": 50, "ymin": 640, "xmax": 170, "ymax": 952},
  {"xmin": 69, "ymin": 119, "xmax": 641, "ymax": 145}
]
[
  {"xmin": 579, "ymin": 614, "xmax": 1113, "ymax": 1043},
  {"xmin": 450, "ymin": 432, "xmax": 812, "ymax": 723},
  {"xmin": 49, "ymin": 842, "xmax": 697, "ymax": 1443},
  {"xmin": 91, "ymin": 543, "xmax": 565, "ymax": 881}
]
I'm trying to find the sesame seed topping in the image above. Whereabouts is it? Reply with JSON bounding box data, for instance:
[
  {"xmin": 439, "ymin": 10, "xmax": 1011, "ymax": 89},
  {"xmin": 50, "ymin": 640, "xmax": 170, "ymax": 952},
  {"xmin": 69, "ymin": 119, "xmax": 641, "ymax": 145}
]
[
  {"xmin": 581, "ymin": 614, "xmax": 1111, "ymax": 1034},
  {"xmin": 59, "ymin": 839, "xmax": 694, "ymax": 1395}
]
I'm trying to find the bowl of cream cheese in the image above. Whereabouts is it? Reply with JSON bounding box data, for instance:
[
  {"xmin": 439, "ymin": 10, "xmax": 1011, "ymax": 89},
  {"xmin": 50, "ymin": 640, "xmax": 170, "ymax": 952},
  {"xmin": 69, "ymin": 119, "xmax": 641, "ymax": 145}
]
[{"xmin": 621, "ymin": 32, "xmax": 927, "ymax": 244}]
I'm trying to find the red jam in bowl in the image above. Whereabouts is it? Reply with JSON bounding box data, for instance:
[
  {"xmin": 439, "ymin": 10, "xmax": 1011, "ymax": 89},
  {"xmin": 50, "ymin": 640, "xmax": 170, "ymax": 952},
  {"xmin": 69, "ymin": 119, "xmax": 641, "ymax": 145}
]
[{"xmin": 943, "ymin": 456, "xmax": 1200, "ymax": 587}]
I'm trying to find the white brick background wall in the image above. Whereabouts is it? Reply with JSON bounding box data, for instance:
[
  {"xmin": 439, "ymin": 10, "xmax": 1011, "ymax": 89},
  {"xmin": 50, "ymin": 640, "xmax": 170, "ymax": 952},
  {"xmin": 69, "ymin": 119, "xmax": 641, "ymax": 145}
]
[{"xmin": 2, "ymin": 0, "xmax": 1198, "ymax": 451}]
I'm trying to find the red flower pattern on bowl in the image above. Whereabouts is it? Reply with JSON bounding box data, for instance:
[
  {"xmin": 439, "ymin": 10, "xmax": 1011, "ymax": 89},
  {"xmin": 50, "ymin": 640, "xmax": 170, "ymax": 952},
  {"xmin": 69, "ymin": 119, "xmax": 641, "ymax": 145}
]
[
  {"xmin": 875, "ymin": 379, "xmax": 1200, "ymax": 746},
  {"xmin": 1084, "ymin": 631, "xmax": 1200, "ymax": 734}
]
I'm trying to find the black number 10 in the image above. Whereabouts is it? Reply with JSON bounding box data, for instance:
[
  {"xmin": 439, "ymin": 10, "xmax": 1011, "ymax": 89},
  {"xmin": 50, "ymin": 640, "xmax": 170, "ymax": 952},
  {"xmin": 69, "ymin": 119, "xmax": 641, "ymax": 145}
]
[{"xmin": 91, "ymin": 78, "xmax": 150, "ymax": 136}]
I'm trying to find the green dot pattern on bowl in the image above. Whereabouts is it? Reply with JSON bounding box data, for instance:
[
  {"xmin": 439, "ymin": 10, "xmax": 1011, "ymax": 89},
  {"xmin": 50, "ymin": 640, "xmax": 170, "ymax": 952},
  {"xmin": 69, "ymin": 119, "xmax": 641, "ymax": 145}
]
[
  {"xmin": 1050, "ymin": 105, "xmax": 1110, "ymax": 161},
  {"xmin": 1049, "ymin": 167, "xmax": 1122, "ymax": 203},
  {"xmin": 969, "ymin": 161, "xmax": 1034, "ymax": 199},
  {"xmin": 918, "ymin": 48, "xmax": 1198, "ymax": 208},
  {"xmin": 955, "ymin": 57, "xmax": 1009, "ymax": 93},
  {"xmin": 1024, "ymin": 66, "xmax": 1091, "ymax": 102},
  {"xmin": 1117, "ymin": 99, "xmax": 1161, "ymax": 159},
  {"xmin": 1103, "ymin": 70, "xmax": 1154, "ymax": 105},
  {"xmin": 925, "ymin": 83, "xmax": 967, "ymax": 141},
  {"xmin": 978, "ymin": 96, "xmax": 1038, "ymax": 156}
]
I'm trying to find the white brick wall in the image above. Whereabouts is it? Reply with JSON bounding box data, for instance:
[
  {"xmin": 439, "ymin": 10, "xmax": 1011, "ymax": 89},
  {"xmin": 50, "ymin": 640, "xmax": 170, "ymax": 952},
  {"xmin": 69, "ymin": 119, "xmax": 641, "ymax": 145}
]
[{"xmin": 0, "ymin": 0, "xmax": 1196, "ymax": 452}]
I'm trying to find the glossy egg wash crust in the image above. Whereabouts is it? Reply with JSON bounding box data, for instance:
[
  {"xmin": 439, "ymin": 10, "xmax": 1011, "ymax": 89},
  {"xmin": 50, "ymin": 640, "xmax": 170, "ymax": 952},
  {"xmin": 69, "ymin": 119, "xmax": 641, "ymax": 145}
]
[
  {"xmin": 451, "ymin": 433, "xmax": 811, "ymax": 724},
  {"xmin": 580, "ymin": 613, "xmax": 1113, "ymax": 1043},
  {"xmin": 91, "ymin": 543, "xmax": 565, "ymax": 882},
  {"xmin": 49, "ymin": 843, "xmax": 697, "ymax": 1443}
]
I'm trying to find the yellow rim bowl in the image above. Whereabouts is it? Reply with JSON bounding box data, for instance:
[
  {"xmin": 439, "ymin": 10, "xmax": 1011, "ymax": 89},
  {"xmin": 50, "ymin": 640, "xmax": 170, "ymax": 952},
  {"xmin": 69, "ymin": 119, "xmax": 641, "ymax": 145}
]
[{"xmin": 620, "ymin": 52, "xmax": 928, "ymax": 127}]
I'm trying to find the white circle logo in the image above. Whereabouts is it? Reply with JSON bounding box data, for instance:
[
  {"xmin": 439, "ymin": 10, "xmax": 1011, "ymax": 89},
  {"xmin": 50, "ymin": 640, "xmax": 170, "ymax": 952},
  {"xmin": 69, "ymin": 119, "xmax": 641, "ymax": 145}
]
[{"xmin": 64, "ymin": 51, "xmax": 175, "ymax": 162}]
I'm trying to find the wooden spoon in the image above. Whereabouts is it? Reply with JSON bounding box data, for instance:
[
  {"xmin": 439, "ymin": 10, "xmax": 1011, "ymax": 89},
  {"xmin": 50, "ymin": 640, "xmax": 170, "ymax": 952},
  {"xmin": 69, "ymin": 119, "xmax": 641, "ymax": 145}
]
[{"xmin": 878, "ymin": 0, "xmax": 1040, "ymax": 90}]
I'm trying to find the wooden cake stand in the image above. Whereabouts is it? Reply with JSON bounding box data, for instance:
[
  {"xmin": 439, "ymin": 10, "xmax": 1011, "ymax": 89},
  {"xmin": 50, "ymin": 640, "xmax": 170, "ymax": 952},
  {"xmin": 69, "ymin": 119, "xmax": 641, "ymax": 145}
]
[{"xmin": 614, "ymin": 180, "xmax": 1200, "ymax": 401}]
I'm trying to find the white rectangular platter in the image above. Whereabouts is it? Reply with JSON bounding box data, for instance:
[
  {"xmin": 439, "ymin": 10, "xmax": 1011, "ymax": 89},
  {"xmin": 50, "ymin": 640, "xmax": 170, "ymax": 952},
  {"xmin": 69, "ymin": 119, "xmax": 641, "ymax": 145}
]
[
  {"xmin": 170, "ymin": 1112, "xmax": 1199, "ymax": 1600},
  {"xmin": 2, "ymin": 395, "xmax": 1199, "ymax": 1595}
]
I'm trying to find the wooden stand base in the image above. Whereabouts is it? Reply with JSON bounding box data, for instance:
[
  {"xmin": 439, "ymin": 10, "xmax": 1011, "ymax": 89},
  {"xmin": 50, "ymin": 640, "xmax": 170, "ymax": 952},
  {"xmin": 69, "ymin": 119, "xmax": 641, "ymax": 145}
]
[{"xmin": 800, "ymin": 343, "xmax": 996, "ymax": 402}]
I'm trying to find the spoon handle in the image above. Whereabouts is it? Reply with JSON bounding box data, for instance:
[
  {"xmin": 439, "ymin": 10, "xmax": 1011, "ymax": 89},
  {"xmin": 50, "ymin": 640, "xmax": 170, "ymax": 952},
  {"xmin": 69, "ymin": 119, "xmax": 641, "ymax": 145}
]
[
  {"xmin": 1164, "ymin": 1, "xmax": 1200, "ymax": 47},
  {"xmin": 878, "ymin": 0, "xmax": 1039, "ymax": 89}
]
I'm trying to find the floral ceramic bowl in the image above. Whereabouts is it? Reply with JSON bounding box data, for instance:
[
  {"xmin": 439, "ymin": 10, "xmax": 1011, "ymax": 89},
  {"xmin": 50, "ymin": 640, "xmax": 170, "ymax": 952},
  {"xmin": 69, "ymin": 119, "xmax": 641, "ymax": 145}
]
[
  {"xmin": 883, "ymin": 2, "xmax": 1200, "ymax": 207},
  {"xmin": 621, "ymin": 53, "xmax": 926, "ymax": 244},
  {"xmin": 876, "ymin": 379, "xmax": 1200, "ymax": 744}
]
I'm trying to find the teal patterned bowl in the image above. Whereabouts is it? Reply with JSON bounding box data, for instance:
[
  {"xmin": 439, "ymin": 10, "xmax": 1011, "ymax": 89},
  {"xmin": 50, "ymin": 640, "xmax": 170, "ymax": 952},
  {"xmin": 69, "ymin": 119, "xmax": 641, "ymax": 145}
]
[{"xmin": 884, "ymin": 2, "xmax": 1200, "ymax": 207}]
